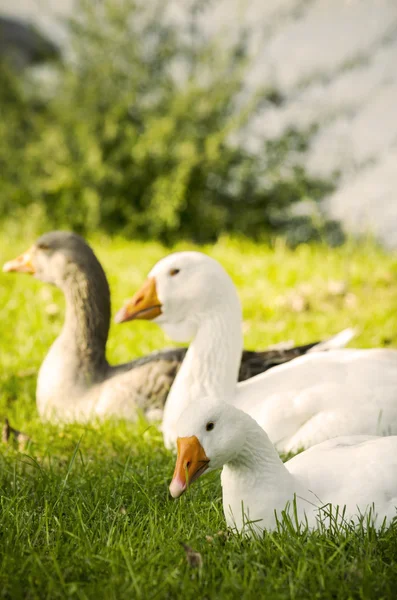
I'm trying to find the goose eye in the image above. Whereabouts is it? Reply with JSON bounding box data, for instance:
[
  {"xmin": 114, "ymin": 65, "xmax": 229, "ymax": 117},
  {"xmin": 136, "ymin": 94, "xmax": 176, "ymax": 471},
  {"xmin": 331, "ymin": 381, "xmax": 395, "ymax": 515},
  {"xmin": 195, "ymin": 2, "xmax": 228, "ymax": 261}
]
[
  {"xmin": 169, "ymin": 268, "xmax": 180, "ymax": 277},
  {"xmin": 206, "ymin": 421, "xmax": 215, "ymax": 432},
  {"xmin": 37, "ymin": 243, "xmax": 50, "ymax": 251}
]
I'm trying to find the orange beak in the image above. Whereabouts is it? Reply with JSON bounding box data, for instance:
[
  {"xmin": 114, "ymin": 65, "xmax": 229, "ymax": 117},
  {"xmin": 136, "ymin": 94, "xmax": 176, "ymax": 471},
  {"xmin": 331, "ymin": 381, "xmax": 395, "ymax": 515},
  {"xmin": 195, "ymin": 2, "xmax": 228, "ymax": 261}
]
[
  {"xmin": 3, "ymin": 248, "xmax": 36, "ymax": 275},
  {"xmin": 169, "ymin": 436, "xmax": 210, "ymax": 499},
  {"xmin": 115, "ymin": 277, "xmax": 162, "ymax": 323}
]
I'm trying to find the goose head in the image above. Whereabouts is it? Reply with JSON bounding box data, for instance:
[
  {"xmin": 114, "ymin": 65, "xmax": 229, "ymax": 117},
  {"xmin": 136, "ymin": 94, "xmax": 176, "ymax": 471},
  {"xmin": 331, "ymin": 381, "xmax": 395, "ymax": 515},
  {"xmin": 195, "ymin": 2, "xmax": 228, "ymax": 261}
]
[
  {"xmin": 3, "ymin": 231, "xmax": 105, "ymax": 290},
  {"xmin": 169, "ymin": 400, "xmax": 249, "ymax": 498},
  {"xmin": 115, "ymin": 251, "xmax": 239, "ymax": 342}
]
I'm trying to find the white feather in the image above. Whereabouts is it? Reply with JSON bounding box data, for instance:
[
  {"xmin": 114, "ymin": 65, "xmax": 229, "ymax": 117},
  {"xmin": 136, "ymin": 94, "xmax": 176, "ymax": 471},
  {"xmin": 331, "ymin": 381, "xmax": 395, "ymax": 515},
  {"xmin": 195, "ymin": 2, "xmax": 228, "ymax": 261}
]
[
  {"xmin": 147, "ymin": 251, "xmax": 397, "ymax": 451},
  {"xmin": 175, "ymin": 401, "xmax": 397, "ymax": 534}
]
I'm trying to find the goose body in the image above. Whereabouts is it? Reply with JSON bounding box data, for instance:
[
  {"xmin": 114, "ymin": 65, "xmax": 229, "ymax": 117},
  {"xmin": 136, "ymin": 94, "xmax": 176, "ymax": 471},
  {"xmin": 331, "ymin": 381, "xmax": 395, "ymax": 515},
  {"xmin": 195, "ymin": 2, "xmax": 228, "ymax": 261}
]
[
  {"xmin": 236, "ymin": 347, "xmax": 397, "ymax": 451},
  {"xmin": 3, "ymin": 233, "xmax": 339, "ymax": 423},
  {"xmin": 3, "ymin": 232, "xmax": 177, "ymax": 421},
  {"xmin": 117, "ymin": 251, "xmax": 397, "ymax": 451},
  {"xmin": 170, "ymin": 401, "xmax": 397, "ymax": 534}
]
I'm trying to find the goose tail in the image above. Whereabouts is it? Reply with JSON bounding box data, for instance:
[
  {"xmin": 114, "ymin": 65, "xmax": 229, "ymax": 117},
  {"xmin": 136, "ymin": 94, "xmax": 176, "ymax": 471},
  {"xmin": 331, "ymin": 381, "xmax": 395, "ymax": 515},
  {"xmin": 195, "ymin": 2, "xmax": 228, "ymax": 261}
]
[{"xmin": 308, "ymin": 327, "xmax": 356, "ymax": 353}]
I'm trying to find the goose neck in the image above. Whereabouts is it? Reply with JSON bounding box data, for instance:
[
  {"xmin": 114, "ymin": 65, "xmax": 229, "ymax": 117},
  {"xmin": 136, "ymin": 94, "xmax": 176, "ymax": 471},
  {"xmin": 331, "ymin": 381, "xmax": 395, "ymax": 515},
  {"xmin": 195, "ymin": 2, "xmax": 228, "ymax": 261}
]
[
  {"xmin": 181, "ymin": 305, "xmax": 243, "ymax": 397},
  {"xmin": 226, "ymin": 420, "xmax": 290, "ymax": 485},
  {"xmin": 60, "ymin": 263, "xmax": 110, "ymax": 374}
]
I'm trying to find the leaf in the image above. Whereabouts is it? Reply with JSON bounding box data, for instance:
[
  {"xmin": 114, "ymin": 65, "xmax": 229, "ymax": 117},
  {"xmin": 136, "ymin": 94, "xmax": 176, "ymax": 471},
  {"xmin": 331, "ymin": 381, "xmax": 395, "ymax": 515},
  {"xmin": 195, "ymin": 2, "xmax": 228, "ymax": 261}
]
[
  {"xmin": 180, "ymin": 543, "xmax": 203, "ymax": 568},
  {"xmin": 2, "ymin": 418, "xmax": 31, "ymax": 451}
]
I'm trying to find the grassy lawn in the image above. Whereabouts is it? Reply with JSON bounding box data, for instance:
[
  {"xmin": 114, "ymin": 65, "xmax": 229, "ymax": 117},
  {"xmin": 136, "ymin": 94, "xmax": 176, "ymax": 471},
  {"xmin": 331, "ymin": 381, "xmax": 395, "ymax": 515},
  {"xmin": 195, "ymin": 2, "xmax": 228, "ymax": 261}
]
[{"xmin": 1, "ymin": 228, "xmax": 397, "ymax": 599}]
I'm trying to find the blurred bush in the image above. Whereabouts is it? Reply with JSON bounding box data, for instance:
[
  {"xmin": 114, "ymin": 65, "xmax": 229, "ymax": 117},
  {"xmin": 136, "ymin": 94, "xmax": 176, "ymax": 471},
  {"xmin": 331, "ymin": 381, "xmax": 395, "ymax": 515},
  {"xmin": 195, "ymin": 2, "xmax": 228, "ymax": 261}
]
[{"xmin": 0, "ymin": 0, "xmax": 334, "ymax": 243}]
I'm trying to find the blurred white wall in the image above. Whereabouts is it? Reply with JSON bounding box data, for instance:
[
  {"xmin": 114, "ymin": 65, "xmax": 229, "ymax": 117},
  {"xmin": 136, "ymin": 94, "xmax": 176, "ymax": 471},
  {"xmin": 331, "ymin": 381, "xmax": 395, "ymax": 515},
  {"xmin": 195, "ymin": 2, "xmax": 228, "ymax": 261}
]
[
  {"xmin": 0, "ymin": 0, "xmax": 73, "ymax": 45},
  {"xmin": 2, "ymin": 0, "xmax": 397, "ymax": 246}
]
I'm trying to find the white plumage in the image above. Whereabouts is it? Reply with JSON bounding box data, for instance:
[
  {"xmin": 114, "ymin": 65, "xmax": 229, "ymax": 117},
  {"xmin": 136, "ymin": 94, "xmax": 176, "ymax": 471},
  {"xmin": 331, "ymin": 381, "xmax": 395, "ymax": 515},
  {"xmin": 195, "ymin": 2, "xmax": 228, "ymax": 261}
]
[
  {"xmin": 129, "ymin": 251, "xmax": 397, "ymax": 451},
  {"xmin": 237, "ymin": 348, "xmax": 397, "ymax": 452},
  {"xmin": 170, "ymin": 400, "xmax": 397, "ymax": 534}
]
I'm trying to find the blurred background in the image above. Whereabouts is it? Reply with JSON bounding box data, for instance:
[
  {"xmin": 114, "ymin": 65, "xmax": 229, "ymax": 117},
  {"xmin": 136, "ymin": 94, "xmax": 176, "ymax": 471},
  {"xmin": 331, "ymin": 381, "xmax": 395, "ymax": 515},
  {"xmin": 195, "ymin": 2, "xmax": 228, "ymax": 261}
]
[{"xmin": 1, "ymin": 0, "xmax": 396, "ymax": 248}]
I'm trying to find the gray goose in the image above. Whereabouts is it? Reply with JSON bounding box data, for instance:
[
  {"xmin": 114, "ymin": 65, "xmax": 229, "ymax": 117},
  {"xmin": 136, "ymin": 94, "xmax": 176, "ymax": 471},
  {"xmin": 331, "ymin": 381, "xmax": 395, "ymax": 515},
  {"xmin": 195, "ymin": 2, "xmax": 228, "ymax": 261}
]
[{"xmin": 3, "ymin": 231, "xmax": 352, "ymax": 423}]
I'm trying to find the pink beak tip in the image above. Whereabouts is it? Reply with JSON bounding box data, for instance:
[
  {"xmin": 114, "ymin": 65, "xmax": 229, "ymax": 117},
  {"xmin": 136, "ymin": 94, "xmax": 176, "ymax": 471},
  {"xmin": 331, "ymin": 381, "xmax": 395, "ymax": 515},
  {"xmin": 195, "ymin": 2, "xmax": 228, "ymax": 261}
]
[{"xmin": 169, "ymin": 478, "xmax": 186, "ymax": 499}]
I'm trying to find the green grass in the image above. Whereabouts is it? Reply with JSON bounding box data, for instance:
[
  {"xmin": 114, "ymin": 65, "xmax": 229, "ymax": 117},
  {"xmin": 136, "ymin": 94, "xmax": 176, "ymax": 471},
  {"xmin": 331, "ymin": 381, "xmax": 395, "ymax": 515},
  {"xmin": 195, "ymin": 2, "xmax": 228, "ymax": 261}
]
[{"xmin": 1, "ymin": 228, "xmax": 397, "ymax": 599}]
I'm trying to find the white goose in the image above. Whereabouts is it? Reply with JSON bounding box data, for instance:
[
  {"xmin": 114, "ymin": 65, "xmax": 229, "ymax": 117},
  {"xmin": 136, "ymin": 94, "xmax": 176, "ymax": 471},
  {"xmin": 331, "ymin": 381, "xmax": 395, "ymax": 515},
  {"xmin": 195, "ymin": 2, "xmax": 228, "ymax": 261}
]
[
  {"xmin": 169, "ymin": 398, "xmax": 397, "ymax": 534},
  {"xmin": 116, "ymin": 251, "xmax": 397, "ymax": 452}
]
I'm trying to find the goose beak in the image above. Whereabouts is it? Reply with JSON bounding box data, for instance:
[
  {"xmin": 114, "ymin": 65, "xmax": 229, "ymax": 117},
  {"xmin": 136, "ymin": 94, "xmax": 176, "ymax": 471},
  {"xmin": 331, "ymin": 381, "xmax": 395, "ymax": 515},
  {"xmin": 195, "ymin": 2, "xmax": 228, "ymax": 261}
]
[
  {"xmin": 115, "ymin": 277, "xmax": 162, "ymax": 323},
  {"xmin": 169, "ymin": 436, "xmax": 210, "ymax": 499},
  {"xmin": 3, "ymin": 248, "xmax": 35, "ymax": 274}
]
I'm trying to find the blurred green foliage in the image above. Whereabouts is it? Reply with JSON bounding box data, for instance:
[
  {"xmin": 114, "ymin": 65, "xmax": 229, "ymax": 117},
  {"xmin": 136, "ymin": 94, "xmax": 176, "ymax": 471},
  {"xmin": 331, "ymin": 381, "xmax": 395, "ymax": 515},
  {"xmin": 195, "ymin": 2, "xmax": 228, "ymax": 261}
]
[{"xmin": 0, "ymin": 0, "xmax": 334, "ymax": 243}]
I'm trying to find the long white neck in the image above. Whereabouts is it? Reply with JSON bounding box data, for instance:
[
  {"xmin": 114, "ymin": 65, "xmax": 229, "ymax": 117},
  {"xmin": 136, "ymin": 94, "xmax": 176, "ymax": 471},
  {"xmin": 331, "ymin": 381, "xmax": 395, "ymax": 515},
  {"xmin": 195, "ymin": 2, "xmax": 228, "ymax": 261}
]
[
  {"xmin": 225, "ymin": 416, "xmax": 290, "ymax": 484},
  {"xmin": 221, "ymin": 415, "xmax": 296, "ymax": 532},
  {"xmin": 162, "ymin": 298, "xmax": 243, "ymax": 449}
]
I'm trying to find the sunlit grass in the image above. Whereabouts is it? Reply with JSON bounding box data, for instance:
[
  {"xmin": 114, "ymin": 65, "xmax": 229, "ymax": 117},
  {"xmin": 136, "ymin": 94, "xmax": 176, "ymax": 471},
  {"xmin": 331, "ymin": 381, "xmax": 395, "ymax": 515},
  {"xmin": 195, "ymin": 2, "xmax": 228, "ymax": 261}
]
[{"xmin": 1, "ymin": 227, "xmax": 397, "ymax": 599}]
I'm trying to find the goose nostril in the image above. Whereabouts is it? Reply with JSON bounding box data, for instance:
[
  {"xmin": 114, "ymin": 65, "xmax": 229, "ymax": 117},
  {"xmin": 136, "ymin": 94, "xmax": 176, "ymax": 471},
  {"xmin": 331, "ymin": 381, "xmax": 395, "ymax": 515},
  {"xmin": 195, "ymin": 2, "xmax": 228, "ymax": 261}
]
[
  {"xmin": 186, "ymin": 461, "xmax": 191, "ymax": 469},
  {"xmin": 134, "ymin": 295, "xmax": 143, "ymax": 306}
]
